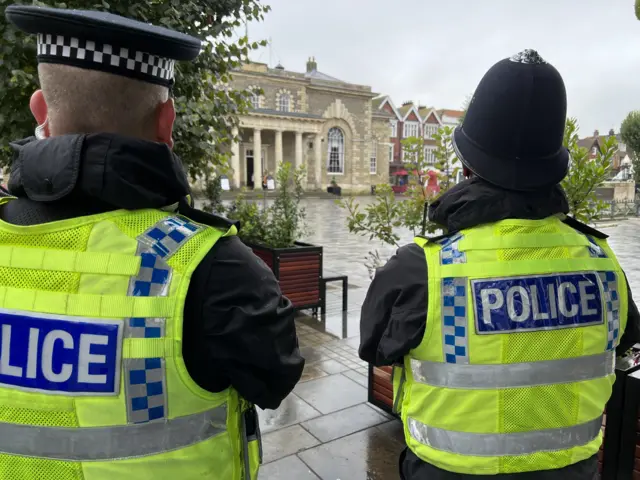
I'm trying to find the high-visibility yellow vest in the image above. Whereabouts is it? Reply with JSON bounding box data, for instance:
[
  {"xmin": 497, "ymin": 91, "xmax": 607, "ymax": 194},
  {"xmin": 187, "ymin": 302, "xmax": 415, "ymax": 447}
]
[
  {"xmin": 0, "ymin": 197, "xmax": 262, "ymax": 480},
  {"xmin": 398, "ymin": 216, "xmax": 626, "ymax": 475}
]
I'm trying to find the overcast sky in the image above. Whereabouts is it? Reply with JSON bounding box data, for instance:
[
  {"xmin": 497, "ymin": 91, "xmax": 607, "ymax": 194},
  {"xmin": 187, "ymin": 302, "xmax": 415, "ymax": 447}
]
[{"xmin": 244, "ymin": 0, "xmax": 640, "ymax": 136}]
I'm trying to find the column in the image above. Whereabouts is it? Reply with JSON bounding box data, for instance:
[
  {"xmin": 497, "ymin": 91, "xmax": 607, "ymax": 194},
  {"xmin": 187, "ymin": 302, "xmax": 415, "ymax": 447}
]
[
  {"xmin": 314, "ymin": 134, "xmax": 322, "ymax": 189},
  {"xmin": 230, "ymin": 126, "xmax": 240, "ymax": 188},
  {"xmin": 275, "ymin": 129, "xmax": 283, "ymax": 168},
  {"xmin": 295, "ymin": 131, "xmax": 303, "ymax": 170},
  {"xmin": 252, "ymin": 128, "xmax": 261, "ymax": 189}
]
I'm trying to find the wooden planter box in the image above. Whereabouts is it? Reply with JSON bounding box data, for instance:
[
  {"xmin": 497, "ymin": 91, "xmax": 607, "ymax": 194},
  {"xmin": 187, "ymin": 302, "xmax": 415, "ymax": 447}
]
[{"xmin": 250, "ymin": 242, "xmax": 322, "ymax": 311}]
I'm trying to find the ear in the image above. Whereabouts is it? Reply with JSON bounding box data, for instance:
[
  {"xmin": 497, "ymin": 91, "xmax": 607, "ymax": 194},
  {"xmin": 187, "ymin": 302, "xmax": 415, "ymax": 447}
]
[
  {"xmin": 30, "ymin": 90, "xmax": 49, "ymax": 135},
  {"xmin": 156, "ymin": 97, "xmax": 176, "ymax": 149}
]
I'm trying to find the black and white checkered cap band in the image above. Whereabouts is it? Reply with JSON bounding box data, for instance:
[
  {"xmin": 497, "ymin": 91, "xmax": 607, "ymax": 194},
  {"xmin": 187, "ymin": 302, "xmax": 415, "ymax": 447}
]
[{"xmin": 37, "ymin": 34, "xmax": 175, "ymax": 85}]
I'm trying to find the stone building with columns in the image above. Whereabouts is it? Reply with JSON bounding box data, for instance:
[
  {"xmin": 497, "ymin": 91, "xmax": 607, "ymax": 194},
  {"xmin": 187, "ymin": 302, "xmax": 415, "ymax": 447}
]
[{"xmin": 226, "ymin": 58, "xmax": 393, "ymax": 192}]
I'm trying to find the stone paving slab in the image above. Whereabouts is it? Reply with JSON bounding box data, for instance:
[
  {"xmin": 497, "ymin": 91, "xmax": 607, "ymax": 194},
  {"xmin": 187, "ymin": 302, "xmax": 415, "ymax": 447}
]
[{"xmin": 259, "ymin": 321, "xmax": 405, "ymax": 480}]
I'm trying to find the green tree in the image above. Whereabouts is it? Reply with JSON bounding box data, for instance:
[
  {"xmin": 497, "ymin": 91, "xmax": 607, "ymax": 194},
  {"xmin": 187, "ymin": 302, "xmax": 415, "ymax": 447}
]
[
  {"xmin": 339, "ymin": 127, "xmax": 460, "ymax": 276},
  {"xmin": 636, "ymin": 0, "xmax": 640, "ymax": 20},
  {"xmin": 621, "ymin": 110, "xmax": 640, "ymax": 183},
  {"xmin": 0, "ymin": 0, "xmax": 269, "ymax": 180},
  {"xmin": 561, "ymin": 117, "xmax": 615, "ymax": 223}
]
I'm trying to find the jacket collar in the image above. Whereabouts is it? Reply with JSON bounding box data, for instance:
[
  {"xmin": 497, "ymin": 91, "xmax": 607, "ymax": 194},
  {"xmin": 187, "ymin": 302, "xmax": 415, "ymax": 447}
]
[
  {"xmin": 428, "ymin": 176, "xmax": 570, "ymax": 233},
  {"xmin": 8, "ymin": 134, "xmax": 190, "ymax": 210}
]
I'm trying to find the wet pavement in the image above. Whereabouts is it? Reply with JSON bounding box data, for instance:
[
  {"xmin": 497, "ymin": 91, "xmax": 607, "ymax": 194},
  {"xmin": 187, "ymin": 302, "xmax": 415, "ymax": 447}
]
[
  {"xmin": 259, "ymin": 322, "xmax": 404, "ymax": 480},
  {"xmin": 249, "ymin": 198, "xmax": 640, "ymax": 480}
]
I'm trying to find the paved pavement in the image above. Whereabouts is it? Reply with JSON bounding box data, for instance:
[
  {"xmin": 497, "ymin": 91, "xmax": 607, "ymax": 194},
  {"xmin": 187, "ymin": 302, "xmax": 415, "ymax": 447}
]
[{"xmin": 251, "ymin": 199, "xmax": 640, "ymax": 479}]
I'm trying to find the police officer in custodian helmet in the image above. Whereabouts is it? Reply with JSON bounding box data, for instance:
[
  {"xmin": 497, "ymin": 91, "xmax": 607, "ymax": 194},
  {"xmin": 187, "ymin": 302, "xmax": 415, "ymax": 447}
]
[
  {"xmin": 360, "ymin": 49, "xmax": 640, "ymax": 480},
  {"xmin": 1, "ymin": 5, "xmax": 304, "ymax": 479}
]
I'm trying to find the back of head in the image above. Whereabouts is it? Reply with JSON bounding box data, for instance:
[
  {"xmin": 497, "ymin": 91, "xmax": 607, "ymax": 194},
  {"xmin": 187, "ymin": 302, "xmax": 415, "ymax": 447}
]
[
  {"xmin": 39, "ymin": 64, "xmax": 168, "ymax": 139},
  {"xmin": 453, "ymin": 49, "xmax": 569, "ymax": 192}
]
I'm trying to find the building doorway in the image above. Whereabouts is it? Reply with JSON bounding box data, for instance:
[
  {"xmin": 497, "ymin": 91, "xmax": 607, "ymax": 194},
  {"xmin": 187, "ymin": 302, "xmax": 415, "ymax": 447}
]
[{"xmin": 245, "ymin": 148, "xmax": 266, "ymax": 188}]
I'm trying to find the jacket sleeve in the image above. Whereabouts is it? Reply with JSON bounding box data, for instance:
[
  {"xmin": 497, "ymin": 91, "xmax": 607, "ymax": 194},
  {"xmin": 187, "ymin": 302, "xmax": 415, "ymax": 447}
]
[
  {"xmin": 617, "ymin": 274, "xmax": 640, "ymax": 355},
  {"xmin": 182, "ymin": 235, "xmax": 304, "ymax": 410},
  {"xmin": 359, "ymin": 243, "xmax": 429, "ymax": 366}
]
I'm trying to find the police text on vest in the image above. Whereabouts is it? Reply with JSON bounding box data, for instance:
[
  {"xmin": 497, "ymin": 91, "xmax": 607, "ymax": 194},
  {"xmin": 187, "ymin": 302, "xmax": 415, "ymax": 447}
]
[
  {"xmin": 472, "ymin": 273, "xmax": 604, "ymax": 334},
  {"xmin": 0, "ymin": 310, "xmax": 122, "ymax": 395}
]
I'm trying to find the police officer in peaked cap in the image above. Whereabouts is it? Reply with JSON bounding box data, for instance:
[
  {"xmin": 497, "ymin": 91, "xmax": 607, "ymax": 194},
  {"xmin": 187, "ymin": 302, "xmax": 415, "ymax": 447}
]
[
  {"xmin": 2, "ymin": 5, "xmax": 303, "ymax": 479},
  {"xmin": 360, "ymin": 49, "xmax": 640, "ymax": 480}
]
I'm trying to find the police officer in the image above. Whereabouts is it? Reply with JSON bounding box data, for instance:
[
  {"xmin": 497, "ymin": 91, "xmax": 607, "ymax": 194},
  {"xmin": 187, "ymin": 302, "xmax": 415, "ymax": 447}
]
[
  {"xmin": 2, "ymin": 5, "xmax": 303, "ymax": 479},
  {"xmin": 360, "ymin": 49, "xmax": 640, "ymax": 480}
]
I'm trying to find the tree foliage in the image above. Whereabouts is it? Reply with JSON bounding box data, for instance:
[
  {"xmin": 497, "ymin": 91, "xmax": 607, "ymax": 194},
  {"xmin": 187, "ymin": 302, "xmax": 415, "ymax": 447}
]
[
  {"xmin": 621, "ymin": 110, "xmax": 640, "ymax": 183},
  {"xmin": 561, "ymin": 117, "xmax": 615, "ymax": 223},
  {"xmin": 339, "ymin": 127, "xmax": 460, "ymax": 276},
  {"xmin": 0, "ymin": 0, "xmax": 269, "ymax": 180},
  {"xmin": 636, "ymin": 0, "xmax": 640, "ymax": 20},
  {"xmin": 203, "ymin": 162, "xmax": 310, "ymax": 248}
]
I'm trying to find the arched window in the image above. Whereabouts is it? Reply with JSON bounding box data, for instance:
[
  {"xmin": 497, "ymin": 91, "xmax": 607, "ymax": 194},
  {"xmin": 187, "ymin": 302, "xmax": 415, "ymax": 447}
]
[
  {"xmin": 250, "ymin": 92, "xmax": 260, "ymax": 109},
  {"xmin": 278, "ymin": 93, "xmax": 291, "ymax": 112},
  {"xmin": 327, "ymin": 127, "xmax": 345, "ymax": 174}
]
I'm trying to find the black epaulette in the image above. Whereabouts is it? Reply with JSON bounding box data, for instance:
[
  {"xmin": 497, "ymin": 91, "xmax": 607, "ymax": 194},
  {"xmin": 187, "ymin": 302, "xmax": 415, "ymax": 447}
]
[
  {"xmin": 177, "ymin": 198, "xmax": 239, "ymax": 231},
  {"xmin": 561, "ymin": 215, "xmax": 608, "ymax": 239}
]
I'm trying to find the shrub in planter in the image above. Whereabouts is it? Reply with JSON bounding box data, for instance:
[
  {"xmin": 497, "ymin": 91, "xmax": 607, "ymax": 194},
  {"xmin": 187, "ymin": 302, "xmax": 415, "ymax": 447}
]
[{"xmin": 203, "ymin": 163, "xmax": 322, "ymax": 309}]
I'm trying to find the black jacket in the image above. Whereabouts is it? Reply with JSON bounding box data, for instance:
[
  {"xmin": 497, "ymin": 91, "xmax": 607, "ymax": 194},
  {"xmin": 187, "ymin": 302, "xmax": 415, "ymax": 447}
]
[
  {"xmin": 4, "ymin": 133, "xmax": 304, "ymax": 410},
  {"xmin": 360, "ymin": 177, "xmax": 640, "ymax": 480}
]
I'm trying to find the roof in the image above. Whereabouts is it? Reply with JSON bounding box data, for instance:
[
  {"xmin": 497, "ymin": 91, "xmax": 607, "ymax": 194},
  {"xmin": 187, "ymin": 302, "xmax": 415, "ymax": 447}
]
[
  {"xmin": 304, "ymin": 69, "xmax": 343, "ymax": 83},
  {"xmin": 372, "ymin": 96, "xmax": 386, "ymax": 110},
  {"xmin": 249, "ymin": 108, "xmax": 323, "ymax": 120},
  {"xmin": 437, "ymin": 109, "xmax": 464, "ymax": 119}
]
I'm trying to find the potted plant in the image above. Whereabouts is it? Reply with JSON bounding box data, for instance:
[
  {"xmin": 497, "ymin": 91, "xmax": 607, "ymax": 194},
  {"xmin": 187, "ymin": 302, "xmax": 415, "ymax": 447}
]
[
  {"xmin": 204, "ymin": 163, "xmax": 323, "ymax": 310},
  {"xmin": 327, "ymin": 176, "xmax": 341, "ymax": 196}
]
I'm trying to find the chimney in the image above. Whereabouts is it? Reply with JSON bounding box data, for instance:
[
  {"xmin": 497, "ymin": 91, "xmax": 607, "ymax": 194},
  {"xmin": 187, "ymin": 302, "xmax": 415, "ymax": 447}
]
[
  {"xmin": 306, "ymin": 56, "xmax": 317, "ymax": 73},
  {"xmin": 594, "ymin": 129, "xmax": 599, "ymax": 137},
  {"xmin": 609, "ymin": 128, "xmax": 615, "ymax": 136}
]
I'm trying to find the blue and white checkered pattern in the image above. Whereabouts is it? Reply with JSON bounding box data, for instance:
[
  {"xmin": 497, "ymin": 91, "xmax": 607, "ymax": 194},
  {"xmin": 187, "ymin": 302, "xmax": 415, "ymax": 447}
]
[
  {"xmin": 137, "ymin": 216, "xmax": 202, "ymax": 260},
  {"xmin": 599, "ymin": 271, "xmax": 620, "ymax": 350},
  {"xmin": 123, "ymin": 216, "xmax": 202, "ymax": 425},
  {"xmin": 439, "ymin": 233, "xmax": 467, "ymax": 265},
  {"xmin": 125, "ymin": 358, "xmax": 166, "ymax": 424},
  {"xmin": 587, "ymin": 236, "xmax": 608, "ymax": 258},
  {"xmin": 442, "ymin": 277, "xmax": 468, "ymax": 364}
]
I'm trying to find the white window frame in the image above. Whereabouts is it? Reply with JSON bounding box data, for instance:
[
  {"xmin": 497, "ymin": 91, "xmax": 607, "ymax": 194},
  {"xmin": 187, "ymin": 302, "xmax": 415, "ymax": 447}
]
[
  {"xmin": 424, "ymin": 146, "xmax": 437, "ymax": 165},
  {"xmin": 403, "ymin": 121, "xmax": 419, "ymax": 138},
  {"xmin": 370, "ymin": 140, "xmax": 377, "ymax": 174},
  {"xmin": 327, "ymin": 127, "xmax": 345, "ymax": 175},
  {"xmin": 424, "ymin": 123, "xmax": 439, "ymax": 139},
  {"xmin": 250, "ymin": 92, "xmax": 260, "ymax": 109},
  {"xmin": 278, "ymin": 94, "xmax": 291, "ymax": 112},
  {"xmin": 388, "ymin": 144, "xmax": 394, "ymax": 164},
  {"xmin": 390, "ymin": 120, "xmax": 398, "ymax": 138}
]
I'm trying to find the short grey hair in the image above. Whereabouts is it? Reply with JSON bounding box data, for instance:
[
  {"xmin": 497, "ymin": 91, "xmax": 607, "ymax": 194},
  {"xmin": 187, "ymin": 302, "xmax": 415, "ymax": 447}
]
[{"xmin": 38, "ymin": 64, "xmax": 169, "ymax": 138}]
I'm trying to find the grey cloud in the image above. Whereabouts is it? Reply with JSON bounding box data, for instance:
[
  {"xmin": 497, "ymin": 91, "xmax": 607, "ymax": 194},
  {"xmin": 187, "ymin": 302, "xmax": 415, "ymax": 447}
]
[{"xmin": 246, "ymin": 0, "xmax": 640, "ymax": 134}]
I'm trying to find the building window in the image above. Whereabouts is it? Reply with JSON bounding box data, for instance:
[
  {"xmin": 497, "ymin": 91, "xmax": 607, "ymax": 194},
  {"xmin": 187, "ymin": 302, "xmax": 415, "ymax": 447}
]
[
  {"xmin": 250, "ymin": 92, "xmax": 260, "ymax": 109},
  {"xmin": 390, "ymin": 120, "xmax": 398, "ymax": 137},
  {"xmin": 619, "ymin": 142, "xmax": 627, "ymax": 153},
  {"xmin": 403, "ymin": 121, "xmax": 419, "ymax": 138},
  {"xmin": 278, "ymin": 93, "xmax": 291, "ymax": 112},
  {"xmin": 388, "ymin": 144, "xmax": 394, "ymax": 164},
  {"xmin": 424, "ymin": 123, "xmax": 439, "ymax": 139},
  {"xmin": 370, "ymin": 140, "xmax": 377, "ymax": 174},
  {"xmin": 591, "ymin": 146, "xmax": 597, "ymax": 156},
  {"xmin": 327, "ymin": 127, "xmax": 345, "ymax": 174},
  {"xmin": 424, "ymin": 146, "xmax": 437, "ymax": 164}
]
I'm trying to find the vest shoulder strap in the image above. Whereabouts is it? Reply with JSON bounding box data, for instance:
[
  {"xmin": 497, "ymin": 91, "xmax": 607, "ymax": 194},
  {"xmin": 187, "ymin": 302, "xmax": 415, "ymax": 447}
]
[
  {"xmin": 178, "ymin": 199, "xmax": 238, "ymax": 235},
  {"xmin": 562, "ymin": 215, "xmax": 608, "ymax": 239}
]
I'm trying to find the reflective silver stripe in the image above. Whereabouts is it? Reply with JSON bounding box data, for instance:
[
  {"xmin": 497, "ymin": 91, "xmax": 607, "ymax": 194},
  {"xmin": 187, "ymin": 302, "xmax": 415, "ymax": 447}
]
[
  {"xmin": 408, "ymin": 415, "xmax": 603, "ymax": 456},
  {"xmin": 0, "ymin": 406, "xmax": 227, "ymax": 461},
  {"xmin": 410, "ymin": 351, "xmax": 614, "ymax": 389}
]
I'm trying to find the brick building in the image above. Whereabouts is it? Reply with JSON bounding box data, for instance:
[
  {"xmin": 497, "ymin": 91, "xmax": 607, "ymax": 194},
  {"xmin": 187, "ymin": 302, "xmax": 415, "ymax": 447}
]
[
  {"xmin": 226, "ymin": 59, "xmax": 393, "ymax": 193},
  {"xmin": 372, "ymin": 95, "xmax": 464, "ymax": 176}
]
